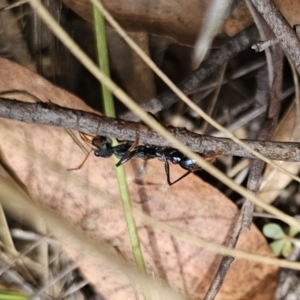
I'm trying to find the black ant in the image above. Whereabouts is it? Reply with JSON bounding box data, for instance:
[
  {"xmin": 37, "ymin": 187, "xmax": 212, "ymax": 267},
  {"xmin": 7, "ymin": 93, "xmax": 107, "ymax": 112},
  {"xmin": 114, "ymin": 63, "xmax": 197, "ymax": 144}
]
[{"xmin": 84, "ymin": 134, "xmax": 216, "ymax": 186}]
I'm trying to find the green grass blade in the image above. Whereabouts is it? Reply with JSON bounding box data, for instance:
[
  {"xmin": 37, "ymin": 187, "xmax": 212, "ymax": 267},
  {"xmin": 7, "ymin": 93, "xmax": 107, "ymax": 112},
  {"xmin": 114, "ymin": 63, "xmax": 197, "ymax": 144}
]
[
  {"xmin": 93, "ymin": 2, "xmax": 149, "ymax": 298},
  {"xmin": 0, "ymin": 291, "xmax": 29, "ymax": 300},
  {"xmin": 114, "ymin": 159, "xmax": 147, "ymax": 273},
  {"xmin": 93, "ymin": 1, "xmax": 115, "ymax": 117}
]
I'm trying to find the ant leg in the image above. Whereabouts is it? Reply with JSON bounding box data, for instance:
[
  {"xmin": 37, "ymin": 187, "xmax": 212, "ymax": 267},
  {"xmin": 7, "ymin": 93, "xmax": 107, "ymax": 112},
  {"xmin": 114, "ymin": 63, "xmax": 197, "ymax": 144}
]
[
  {"xmin": 68, "ymin": 132, "xmax": 94, "ymax": 171},
  {"xmin": 79, "ymin": 132, "xmax": 95, "ymax": 148},
  {"xmin": 128, "ymin": 135, "xmax": 140, "ymax": 152},
  {"xmin": 168, "ymin": 169, "xmax": 193, "ymax": 186},
  {"xmin": 67, "ymin": 150, "xmax": 93, "ymax": 171},
  {"xmin": 164, "ymin": 160, "xmax": 200, "ymax": 186},
  {"xmin": 115, "ymin": 135, "xmax": 140, "ymax": 166},
  {"xmin": 116, "ymin": 150, "xmax": 138, "ymax": 166},
  {"xmin": 92, "ymin": 135, "xmax": 112, "ymax": 149},
  {"xmin": 204, "ymin": 155, "xmax": 217, "ymax": 164},
  {"xmin": 164, "ymin": 159, "xmax": 173, "ymax": 186}
]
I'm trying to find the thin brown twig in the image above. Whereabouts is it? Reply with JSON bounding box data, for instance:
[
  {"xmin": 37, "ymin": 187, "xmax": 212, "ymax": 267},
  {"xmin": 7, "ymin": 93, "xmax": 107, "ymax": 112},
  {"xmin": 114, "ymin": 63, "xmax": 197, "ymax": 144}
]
[
  {"xmin": 243, "ymin": 46, "xmax": 282, "ymax": 223},
  {"xmin": 204, "ymin": 3, "xmax": 283, "ymax": 298},
  {"xmin": 250, "ymin": 0, "xmax": 300, "ymax": 76},
  {"xmin": 203, "ymin": 212, "xmax": 242, "ymax": 300},
  {"xmin": 201, "ymin": 63, "xmax": 227, "ymax": 134},
  {"xmin": 253, "ymin": 24, "xmax": 300, "ymax": 54},
  {"xmin": 119, "ymin": 24, "xmax": 260, "ymax": 121},
  {"xmin": 204, "ymin": 0, "xmax": 283, "ymax": 300},
  {"xmin": 252, "ymin": 37, "xmax": 279, "ymax": 52},
  {"xmin": 243, "ymin": 0, "xmax": 283, "ymax": 228},
  {"xmin": 0, "ymin": 98, "xmax": 300, "ymax": 162}
]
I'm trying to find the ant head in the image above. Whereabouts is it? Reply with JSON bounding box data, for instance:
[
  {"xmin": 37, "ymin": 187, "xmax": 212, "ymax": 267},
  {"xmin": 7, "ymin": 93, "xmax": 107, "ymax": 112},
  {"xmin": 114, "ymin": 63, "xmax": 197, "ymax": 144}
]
[
  {"xmin": 92, "ymin": 136, "xmax": 112, "ymax": 148},
  {"xmin": 94, "ymin": 146, "xmax": 114, "ymax": 158},
  {"xmin": 92, "ymin": 136, "xmax": 114, "ymax": 158}
]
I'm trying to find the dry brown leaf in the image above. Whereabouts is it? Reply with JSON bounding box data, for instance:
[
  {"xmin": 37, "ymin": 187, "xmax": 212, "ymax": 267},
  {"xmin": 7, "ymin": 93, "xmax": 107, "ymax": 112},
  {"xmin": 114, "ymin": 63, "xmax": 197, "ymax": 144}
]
[
  {"xmin": 224, "ymin": 0, "xmax": 300, "ymax": 36},
  {"xmin": 273, "ymin": 0, "xmax": 300, "ymax": 28},
  {"xmin": 106, "ymin": 28, "xmax": 156, "ymax": 103},
  {"xmin": 223, "ymin": 3, "xmax": 253, "ymax": 37},
  {"xmin": 62, "ymin": 0, "xmax": 300, "ymax": 46},
  {"xmin": 63, "ymin": 0, "xmax": 212, "ymax": 46},
  {"xmin": 0, "ymin": 58, "xmax": 278, "ymax": 299}
]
